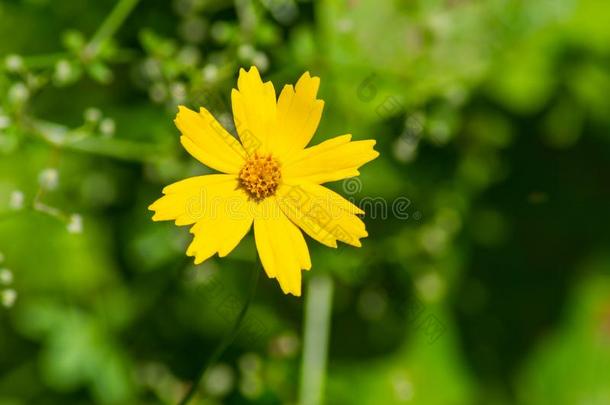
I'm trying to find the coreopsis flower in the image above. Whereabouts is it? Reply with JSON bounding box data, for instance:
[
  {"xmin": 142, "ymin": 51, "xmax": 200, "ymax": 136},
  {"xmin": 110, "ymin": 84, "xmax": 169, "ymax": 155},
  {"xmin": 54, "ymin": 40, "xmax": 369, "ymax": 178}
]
[{"xmin": 149, "ymin": 66, "xmax": 378, "ymax": 296}]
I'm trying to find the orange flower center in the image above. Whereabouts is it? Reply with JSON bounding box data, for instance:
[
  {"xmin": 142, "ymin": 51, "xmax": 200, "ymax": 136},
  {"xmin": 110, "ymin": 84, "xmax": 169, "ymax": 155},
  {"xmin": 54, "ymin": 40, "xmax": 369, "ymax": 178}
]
[{"xmin": 239, "ymin": 153, "xmax": 281, "ymax": 200}]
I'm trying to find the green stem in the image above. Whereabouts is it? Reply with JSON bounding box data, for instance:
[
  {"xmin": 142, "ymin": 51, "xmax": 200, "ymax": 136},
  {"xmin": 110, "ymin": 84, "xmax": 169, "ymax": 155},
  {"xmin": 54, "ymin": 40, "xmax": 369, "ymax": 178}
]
[
  {"xmin": 85, "ymin": 0, "xmax": 142, "ymax": 58},
  {"xmin": 21, "ymin": 53, "xmax": 71, "ymax": 69},
  {"xmin": 234, "ymin": 0, "xmax": 257, "ymax": 41},
  {"xmin": 26, "ymin": 119, "xmax": 166, "ymax": 163},
  {"xmin": 178, "ymin": 259, "xmax": 261, "ymax": 405},
  {"xmin": 299, "ymin": 274, "xmax": 334, "ymax": 405}
]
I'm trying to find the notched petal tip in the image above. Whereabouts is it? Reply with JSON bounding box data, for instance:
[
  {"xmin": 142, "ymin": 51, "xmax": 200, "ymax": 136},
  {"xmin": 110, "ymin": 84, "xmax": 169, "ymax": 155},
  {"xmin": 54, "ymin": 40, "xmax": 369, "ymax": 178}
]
[
  {"xmin": 369, "ymin": 140, "xmax": 381, "ymax": 158},
  {"xmin": 175, "ymin": 105, "xmax": 192, "ymax": 121},
  {"xmin": 279, "ymin": 282, "xmax": 301, "ymax": 297},
  {"xmin": 239, "ymin": 65, "xmax": 262, "ymax": 82}
]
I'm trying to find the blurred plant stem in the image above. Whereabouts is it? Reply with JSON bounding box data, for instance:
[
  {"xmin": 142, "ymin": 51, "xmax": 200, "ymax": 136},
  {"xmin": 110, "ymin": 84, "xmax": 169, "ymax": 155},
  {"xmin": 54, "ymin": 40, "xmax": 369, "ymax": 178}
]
[
  {"xmin": 26, "ymin": 119, "xmax": 165, "ymax": 163},
  {"xmin": 178, "ymin": 259, "xmax": 261, "ymax": 405},
  {"xmin": 17, "ymin": 0, "xmax": 141, "ymax": 69},
  {"xmin": 299, "ymin": 274, "xmax": 334, "ymax": 405},
  {"xmin": 234, "ymin": 0, "xmax": 257, "ymax": 40},
  {"xmin": 21, "ymin": 53, "xmax": 70, "ymax": 69},
  {"xmin": 84, "ymin": 0, "xmax": 142, "ymax": 60}
]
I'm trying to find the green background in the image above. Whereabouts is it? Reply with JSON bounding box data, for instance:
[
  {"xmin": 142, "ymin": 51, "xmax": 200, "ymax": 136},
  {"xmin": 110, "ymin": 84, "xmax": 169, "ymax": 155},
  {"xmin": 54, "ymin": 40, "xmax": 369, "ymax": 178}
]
[{"xmin": 1, "ymin": 0, "xmax": 610, "ymax": 404}]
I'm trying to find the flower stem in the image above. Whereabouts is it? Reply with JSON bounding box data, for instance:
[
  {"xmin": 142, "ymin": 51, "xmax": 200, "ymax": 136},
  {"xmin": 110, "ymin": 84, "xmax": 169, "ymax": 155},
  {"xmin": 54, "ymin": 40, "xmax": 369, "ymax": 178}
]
[
  {"xmin": 26, "ymin": 119, "xmax": 165, "ymax": 163},
  {"xmin": 299, "ymin": 274, "xmax": 334, "ymax": 405},
  {"xmin": 178, "ymin": 259, "xmax": 261, "ymax": 405},
  {"xmin": 85, "ymin": 0, "xmax": 141, "ymax": 58}
]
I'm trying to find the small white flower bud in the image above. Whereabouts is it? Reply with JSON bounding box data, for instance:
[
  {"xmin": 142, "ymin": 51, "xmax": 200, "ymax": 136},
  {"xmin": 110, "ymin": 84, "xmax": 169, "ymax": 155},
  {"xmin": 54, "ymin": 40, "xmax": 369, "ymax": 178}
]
[
  {"xmin": 149, "ymin": 83, "xmax": 167, "ymax": 103},
  {"xmin": 38, "ymin": 168, "xmax": 60, "ymax": 190},
  {"xmin": 170, "ymin": 82, "xmax": 187, "ymax": 104},
  {"xmin": 9, "ymin": 190, "xmax": 25, "ymax": 210},
  {"xmin": 2, "ymin": 289, "xmax": 17, "ymax": 308},
  {"xmin": 99, "ymin": 118, "xmax": 115, "ymax": 137},
  {"xmin": 5, "ymin": 54, "xmax": 24, "ymax": 72},
  {"xmin": 0, "ymin": 114, "xmax": 10, "ymax": 129},
  {"xmin": 252, "ymin": 52, "xmax": 269, "ymax": 72},
  {"xmin": 84, "ymin": 107, "xmax": 102, "ymax": 123},
  {"xmin": 8, "ymin": 83, "xmax": 29, "ymax": 104},
  {"xmin": 54, "ymin": 59, "xmax": 73, "ymax": 83},
  {"xmin": 67, "ymin": 214, "xmax": 83, "ymax": 234},
  {"xmin": 0, "ymin": 269, "xmax": 13, "ymax": 285},
  {"xmin": 237, "ymin": 44, "xmax": 255, "ymax": 60},
  {"xmin": 202, "ymin": 64, "xmax": 219, "ymax": 82}
]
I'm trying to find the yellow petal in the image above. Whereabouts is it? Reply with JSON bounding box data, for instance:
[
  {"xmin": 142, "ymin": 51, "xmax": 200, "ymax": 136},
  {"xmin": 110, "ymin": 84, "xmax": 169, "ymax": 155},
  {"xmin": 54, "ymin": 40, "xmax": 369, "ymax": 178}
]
[
  {"xmin": 270, "ymin": 72, "xmax": 324, "ymax": 158},
  {"xmin": 276, "ymin": 183, "xmax": 368, "ymax": 248},
  {"xmin": 149, "ymin": 175, "xmax": 254, "ymax": 263},
  {"xmin": 186, "ymin": 197, "xmax": 254, "ymax": 264},
  {"xmin": 149, "ymin": 174, "xmax": 234, "ymax": 225},
  {"xmin": 175, "ymin": 106, "xmax": 247, "ymax": 174},
  {"xmin": 253, "ymin": 197, "xmax": 311, "ymax": 296},
  {"xmin": 282, "ymin": 134, "xmax": 379, "ymax": 184},
  {"xmin": 231, "ymin": 66, "xmax": 276, "ymax": 155}
]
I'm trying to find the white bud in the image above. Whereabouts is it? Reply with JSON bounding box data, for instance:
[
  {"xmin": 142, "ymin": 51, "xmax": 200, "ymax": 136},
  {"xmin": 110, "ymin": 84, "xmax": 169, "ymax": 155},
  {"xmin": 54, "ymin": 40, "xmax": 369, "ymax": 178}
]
[
  {"xmin": 0, "ymin": 269, "xmax": 13, "ymax": 285},
  {"xmin": 203, "ymin": 364, "xmax": 234, "ymax": 397},
  {"xmin": 392, "ymin": 373, "xmax": 414, "ymax": 401},
  {"xmin": 202, "ymin": 64, "xmax": 219, "ymax": 82},
  {"xmin": 237, "ymin": 44, "xmax": 256, "ymax": 60},
  {"xmin": 38, "ymin": 168, "xmax": 59, "ymax": 190},
  {"xmin": 392, "ymin": 136, "xmax": 418, "ymax": 163},
  {"xmin": 84, "ymin": 107, "xmax": 102, "ymax": 123},
  {"xmin": 0, "ymin": 114, "xmax": 10, "ymax": 129},
  {"xmin": 238, "ymin": 353, "xmax": 262, "ymax": 373},
  {"xmin": 8, "ymin": 82, "xmax": 29, "ymax": 104},
  {"xmin": 252, "ymin": 52, "xmax": 269, "ymax": 72},
  {"xmin": 177, "ymin": 46, "xmax": 200, "ymax": 67},
  {"xmin": 9, "ymin": 190, "xmax": 25, "ymax": 210},
  {"xmin": 54, "ymin": 59, "xmax": 73, "ymax": 83},
  {"xmin": 170, "ymin": 82, "xmax": 187, "ymax": 104},
  {"xmin": 179, "ymin": 17, "xmax": 206, "ymax": 43},
  {"xmin": 99, "ymin": 118, "xmax": 115, "ymax": 137},
  {"xmin": 5, "ymin": 54, "xmax": 24, "ymax": 72},
  {"xmin": 149, "ymin": 83, "xmax": 167, "ymax": 103},
  {"xmin": 2, "ymin": 289, "xmax": 17, "ymax": 308},
  {"xmin": 142, "ymin": 58, "xmax": 162, "ymax": 79},
  {"xmin": 67, "ymin": 214, "xmax": 83, "ymax": 234}
]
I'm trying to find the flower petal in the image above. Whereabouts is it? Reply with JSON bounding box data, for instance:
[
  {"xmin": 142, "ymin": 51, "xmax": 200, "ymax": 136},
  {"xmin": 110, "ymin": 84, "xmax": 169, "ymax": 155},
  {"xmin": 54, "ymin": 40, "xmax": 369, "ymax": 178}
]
[
  {"xmin": 270, "ymin": 72, "xmax": 324, "ymax": 158},
  {"xmin": 149, "ymin": 174, "xmax": 233, "ymax": 225},
  {"xmin": 276, "ymin": 183, "xmax": 368, "ymax": 248},
  {"xmin": 149, "ymin": 174, "xmax": 254, "ymax": 263},
  {"xmin": 254, "ymin": 197, "xmax": 311, "ymax": 296},
  {"xmin": 231, "ymin": 66, "xmax": 276, "ymax": 155},
  {"xmin": 282, "ymin": 134, "xmax": 379, "ymax": 184},
  {"xmin": 175, "ymin": 106, "xmax": 247, "ymax": 174}
]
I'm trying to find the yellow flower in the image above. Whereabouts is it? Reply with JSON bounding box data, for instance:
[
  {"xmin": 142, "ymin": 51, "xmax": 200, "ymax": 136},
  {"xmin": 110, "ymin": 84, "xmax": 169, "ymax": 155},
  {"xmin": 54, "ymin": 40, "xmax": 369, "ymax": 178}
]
[{"xmin": 149, "ymin": 66, "xmax": 379, "ymax": 296}]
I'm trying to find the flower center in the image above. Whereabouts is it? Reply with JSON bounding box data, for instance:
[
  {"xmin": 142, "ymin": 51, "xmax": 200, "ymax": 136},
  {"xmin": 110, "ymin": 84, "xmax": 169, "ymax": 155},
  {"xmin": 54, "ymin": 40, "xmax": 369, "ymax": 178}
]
[{"xmin": 239, "ymin": 153, "xmax": 281, "ymax": 200}]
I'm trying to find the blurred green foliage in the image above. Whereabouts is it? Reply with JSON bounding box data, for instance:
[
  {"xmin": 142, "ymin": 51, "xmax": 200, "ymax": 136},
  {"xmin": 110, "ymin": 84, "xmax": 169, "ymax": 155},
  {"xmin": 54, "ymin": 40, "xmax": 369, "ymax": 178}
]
[{"xmin": 1, "ymin": 0, "xmax": 610, "ymax": 404}]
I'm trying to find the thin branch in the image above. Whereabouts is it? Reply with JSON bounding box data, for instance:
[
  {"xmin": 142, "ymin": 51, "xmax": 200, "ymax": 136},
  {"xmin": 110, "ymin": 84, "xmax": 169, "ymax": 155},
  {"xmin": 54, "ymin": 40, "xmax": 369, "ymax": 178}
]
[{"xmin": 178, "ymin": 259, "xmax": 261, "ymax": 405}]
